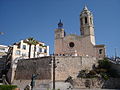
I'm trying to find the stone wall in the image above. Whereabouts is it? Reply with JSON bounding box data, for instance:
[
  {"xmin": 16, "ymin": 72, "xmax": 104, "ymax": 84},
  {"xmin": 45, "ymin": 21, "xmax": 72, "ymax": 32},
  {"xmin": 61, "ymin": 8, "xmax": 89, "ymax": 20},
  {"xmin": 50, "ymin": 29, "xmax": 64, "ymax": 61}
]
[
  {"xmin": 54, "ymin": 56, "xmax": 97, "ymax": 80},
  {"xmin": 14, "ymin": 80, "xmax": 50, "ymax": 90},
  {"xmin": 0, "ymin": 58, "xmax": 6, "ymax": 78},
  {"xmin": 7, "ymin": 56, "xmax": 52, "ymax": 83},
  {"xmin": 10, "ymin": 56, "xmax": 120, "ymax": 89},
  {"xmin": 14, "ymin": 56, "xmax": 97, "ymax": 81},
  {"xmin": 72, "ymin": 78, "xmax": 120, "ymax": 89},
  {"xmin": 11, "ymin": 56, "xmax": 97, "ymax": 89},
  {"xmin": 111, "ymin": 63, "xmax": 120, "ymax": 75},
  {"xmin": 14, "ymin": 56, "xmax": 52, "ymax": 80},
  {"xmin": 11, "ymin": 56, "xmax": 52, "ymax": 89},
  {"xmin": 72, "ymin": 78, "xmax": 102, "ymax": 89}
]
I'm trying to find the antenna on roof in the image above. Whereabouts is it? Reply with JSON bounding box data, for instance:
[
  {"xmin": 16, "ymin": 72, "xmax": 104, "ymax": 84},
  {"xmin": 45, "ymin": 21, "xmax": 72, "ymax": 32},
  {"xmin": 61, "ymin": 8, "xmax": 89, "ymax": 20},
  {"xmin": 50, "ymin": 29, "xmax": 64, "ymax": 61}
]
[{"xmin": 115, "ymin": 48, "xmax": 117, "ymax": 61}]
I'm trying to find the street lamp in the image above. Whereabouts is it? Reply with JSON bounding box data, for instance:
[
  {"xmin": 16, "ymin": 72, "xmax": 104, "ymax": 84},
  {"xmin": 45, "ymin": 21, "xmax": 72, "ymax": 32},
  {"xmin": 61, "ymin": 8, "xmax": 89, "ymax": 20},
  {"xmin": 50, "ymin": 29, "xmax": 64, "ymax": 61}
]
[
  {"xmin": 53, "ymin": 54, "xmax": 55, "ymax": 90},
  {"xmin": 50, "ymin": 54, "xmax": 59, "ymax": 90}
]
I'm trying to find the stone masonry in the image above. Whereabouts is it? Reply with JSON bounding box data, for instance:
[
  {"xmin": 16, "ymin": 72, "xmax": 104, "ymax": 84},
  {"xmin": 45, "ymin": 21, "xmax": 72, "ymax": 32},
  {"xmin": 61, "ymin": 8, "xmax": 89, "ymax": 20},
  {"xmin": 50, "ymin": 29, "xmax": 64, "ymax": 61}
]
[
  {"xmin": 9, "ymin": 56, "xmax": 97, "ymax": 89},
  {"xmin": 55, "ymin": 56, "xmax": 97, "ymax": 81},
  {"xmin": 8, "ymin": 56, "xmax": 120, "ymax": 89}
]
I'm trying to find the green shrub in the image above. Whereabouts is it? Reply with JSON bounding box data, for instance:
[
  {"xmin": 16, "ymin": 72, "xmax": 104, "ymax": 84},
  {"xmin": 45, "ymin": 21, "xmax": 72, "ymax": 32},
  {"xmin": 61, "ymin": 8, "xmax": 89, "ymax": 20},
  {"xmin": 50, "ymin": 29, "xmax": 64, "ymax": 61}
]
[
  {"xmin": 77, "ymin": 58, "xmax": 120, "ymax": 80},
  {"xmin": 98, "ymin": 58, "xmax": 111, "ymax": 69},
  {"xmin": 95, "ymin": 68, "xmax": 107, "ymax": 74},
  {"xmin": 77, "ymin": 70, "xmax": 88, "ymax": 78},
  {"xmin": 89, "ymin": 70, "xmax": 97, "ymax": 75},
  {"xmin": 98, "ymin": 58, "xmax": 120, "ymax": 78},
  {"xmin": 100, "ymin": 73, "xmax": 109, "ymax": 80},
  {"xmin": 0, "ymin": 85, "xmax": 17, "ymax": 90}
]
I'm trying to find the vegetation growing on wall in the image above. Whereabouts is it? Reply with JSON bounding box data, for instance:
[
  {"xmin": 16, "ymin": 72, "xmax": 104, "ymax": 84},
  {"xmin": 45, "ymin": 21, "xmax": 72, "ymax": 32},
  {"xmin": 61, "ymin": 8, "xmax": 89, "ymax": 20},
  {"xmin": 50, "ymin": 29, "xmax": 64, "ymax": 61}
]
[{"xmin": 77, "ymin": 58, "xmax": 120, "ymax": 80}]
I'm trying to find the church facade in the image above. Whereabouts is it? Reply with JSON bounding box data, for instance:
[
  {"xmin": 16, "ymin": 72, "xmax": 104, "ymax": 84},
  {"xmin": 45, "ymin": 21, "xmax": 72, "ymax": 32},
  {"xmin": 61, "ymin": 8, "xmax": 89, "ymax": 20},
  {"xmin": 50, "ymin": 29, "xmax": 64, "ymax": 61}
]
[{"xmin": 54, "ymin": 6, "xmax": 105, "ymax": 59}]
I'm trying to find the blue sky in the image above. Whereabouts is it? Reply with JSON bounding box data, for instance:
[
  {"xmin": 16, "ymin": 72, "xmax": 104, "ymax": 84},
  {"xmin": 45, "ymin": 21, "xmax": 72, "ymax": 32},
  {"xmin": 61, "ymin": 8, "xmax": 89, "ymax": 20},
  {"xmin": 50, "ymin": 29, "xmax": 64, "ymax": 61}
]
[{"xmin": 0, "ymin": 0, "xmax": 120, "ymax": 57}]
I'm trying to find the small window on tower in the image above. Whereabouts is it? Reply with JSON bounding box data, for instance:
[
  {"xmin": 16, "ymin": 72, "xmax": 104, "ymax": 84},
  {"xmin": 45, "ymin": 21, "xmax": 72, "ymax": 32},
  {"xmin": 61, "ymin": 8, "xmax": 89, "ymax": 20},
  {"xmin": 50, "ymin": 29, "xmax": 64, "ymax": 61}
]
[
  {"xmin": 80, "ymin": 18, "xmax": 83, "ymax": 25},
  {"xmin": 99, "ymin": 49, "xmax": 103, "ymax": 54},
  {"xmin": 85, "ymin": 17, "xmax": 87, "ymax": 24}
]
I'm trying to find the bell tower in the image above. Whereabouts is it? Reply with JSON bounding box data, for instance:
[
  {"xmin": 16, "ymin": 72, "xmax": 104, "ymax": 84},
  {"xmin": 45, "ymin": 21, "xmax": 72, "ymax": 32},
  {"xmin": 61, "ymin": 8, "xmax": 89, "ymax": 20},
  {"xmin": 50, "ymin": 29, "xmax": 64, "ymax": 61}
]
[
  {"xmin": 80, "ymin": 6, "xmax": 95, "ymax": 45},
  {"xmin": 54, "ymin": 20, "xmax": 65, "ymax": 54},
  {"xmin": 55, "ymin": 20, "xmax": 65, "ymax": 39}
]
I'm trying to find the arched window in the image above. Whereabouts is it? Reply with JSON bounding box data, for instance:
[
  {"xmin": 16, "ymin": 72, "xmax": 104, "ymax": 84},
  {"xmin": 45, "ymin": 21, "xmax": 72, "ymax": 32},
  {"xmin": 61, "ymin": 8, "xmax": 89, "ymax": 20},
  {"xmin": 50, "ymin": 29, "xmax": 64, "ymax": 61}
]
[
  {"xmin": 99, "ymin": 49, "xmax": 103, "ymax": 54},
  {"xmin": 85, "ymin": 17, "xmax": 87, "ymax": 24}
]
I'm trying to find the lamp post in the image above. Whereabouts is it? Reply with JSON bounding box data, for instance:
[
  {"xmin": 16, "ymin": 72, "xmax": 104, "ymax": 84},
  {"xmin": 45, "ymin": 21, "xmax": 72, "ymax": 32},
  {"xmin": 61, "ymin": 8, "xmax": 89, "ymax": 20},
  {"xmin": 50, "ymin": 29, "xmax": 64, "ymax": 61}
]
[
  {"xmin": 50, "ymin": 54, "xmax": 59, "ymax": 90},
  {"xmin": 53, "ymin": 55, "xmax": 55, "ymax": 90}
]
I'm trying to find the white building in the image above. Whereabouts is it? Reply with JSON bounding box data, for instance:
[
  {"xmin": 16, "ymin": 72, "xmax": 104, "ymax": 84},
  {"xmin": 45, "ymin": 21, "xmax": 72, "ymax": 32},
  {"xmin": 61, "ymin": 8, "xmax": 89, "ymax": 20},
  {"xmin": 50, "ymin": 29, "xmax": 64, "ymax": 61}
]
[
  {"xmin": 6, "ymin": 38, "xmax": 49, "ymax": 82},
  {"xmin": 0, "ymin": 45, "xmax": 9, "ymax": 58},
  {"xmin": 8, "ymin": 38, "xmax": 49, "ymax": 61}
]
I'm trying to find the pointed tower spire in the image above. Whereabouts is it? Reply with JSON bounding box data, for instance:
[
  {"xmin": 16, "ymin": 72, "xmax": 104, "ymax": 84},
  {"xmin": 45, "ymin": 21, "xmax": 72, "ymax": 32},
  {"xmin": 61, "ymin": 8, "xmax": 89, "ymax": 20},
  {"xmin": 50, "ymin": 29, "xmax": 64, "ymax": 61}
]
[
  {"xmin": 58, "ymin": 19, "xmax": 63, "ymax": 29},
  {"xmin": 83, "ymin": 5, "xmax": 88, "ymax": 11}
]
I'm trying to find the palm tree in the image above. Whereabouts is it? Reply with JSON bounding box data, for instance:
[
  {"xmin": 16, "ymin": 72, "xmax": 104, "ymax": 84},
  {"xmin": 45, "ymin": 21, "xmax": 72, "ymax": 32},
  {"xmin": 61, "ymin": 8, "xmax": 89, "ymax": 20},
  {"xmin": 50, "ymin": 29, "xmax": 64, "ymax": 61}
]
[
  {"xmin": 24, "ymin": 37, "xmax": 35, "ymax": 58},
  {"xmin": 32, "ymin": 40, "xmax": 39, "ymax": 58}
]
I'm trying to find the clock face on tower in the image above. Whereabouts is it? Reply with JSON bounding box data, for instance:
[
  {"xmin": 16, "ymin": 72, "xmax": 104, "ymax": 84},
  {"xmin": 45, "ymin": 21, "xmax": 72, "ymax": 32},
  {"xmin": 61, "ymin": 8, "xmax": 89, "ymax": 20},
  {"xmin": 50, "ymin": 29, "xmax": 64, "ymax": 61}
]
[{"xmin": 69, "ymin": 42, "xmax": 75, "ymax": 48}]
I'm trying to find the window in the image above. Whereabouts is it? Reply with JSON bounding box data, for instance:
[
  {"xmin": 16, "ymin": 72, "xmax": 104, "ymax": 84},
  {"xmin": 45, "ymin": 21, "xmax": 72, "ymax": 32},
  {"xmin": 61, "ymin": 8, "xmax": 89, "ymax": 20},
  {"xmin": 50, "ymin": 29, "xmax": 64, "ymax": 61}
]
[
  {"xmin": 44, "ymin": 49, "xmax": 47, "ymax": 53},
  {"xmin": 22, "ymin": 45, "xmax": 26, "ymax": 50},
  {"xmin": 85, "ymin": 17, "xmax": 87, "ymax": 24},
  {"xmin": 16, "ymin": 50, "xmax": 20, "ymax": 55},
  {"xmin": 39, "ymin": 48, "xmax": 42, "ymax": 52},
  {"xmin": 69, "ymin": 42, "xmax": 75, "ymax": 48},
  {"xmin": 99, "ymin": 49, "xmax": 103, "ymax": 54}
]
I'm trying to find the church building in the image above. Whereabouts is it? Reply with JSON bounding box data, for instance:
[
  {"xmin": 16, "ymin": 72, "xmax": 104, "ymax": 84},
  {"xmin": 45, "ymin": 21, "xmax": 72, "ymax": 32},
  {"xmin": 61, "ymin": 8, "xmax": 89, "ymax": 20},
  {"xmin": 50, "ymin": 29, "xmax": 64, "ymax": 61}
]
[{"xmin": 54, "ymin": 6, "xmax": 105, "ymax": 59}]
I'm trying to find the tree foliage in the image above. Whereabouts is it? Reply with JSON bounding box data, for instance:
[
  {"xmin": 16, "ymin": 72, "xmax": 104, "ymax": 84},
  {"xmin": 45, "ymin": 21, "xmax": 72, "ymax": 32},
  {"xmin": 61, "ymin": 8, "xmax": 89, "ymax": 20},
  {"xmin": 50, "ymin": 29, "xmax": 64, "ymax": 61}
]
[
  {"xmin": 77, "ymin": 58, "xmax": 120, "ymax": 80},
  {"xmin": 98, "ymin": 58, "xmax": 111, "ymax": 69},
  {"xmin": 0, "ymin": 85, "xmax": 17, "ymax": 90},
  {"xmin": 24, "ymin": 37, "xmax": 39, "ymax": 58}
]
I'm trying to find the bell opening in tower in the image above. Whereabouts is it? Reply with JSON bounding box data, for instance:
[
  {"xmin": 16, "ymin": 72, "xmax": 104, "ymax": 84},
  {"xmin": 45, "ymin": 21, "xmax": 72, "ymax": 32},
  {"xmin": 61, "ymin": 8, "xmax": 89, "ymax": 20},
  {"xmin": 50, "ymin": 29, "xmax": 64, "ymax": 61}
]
[{"xmin": 85, "ymin": 17, "xmax": 87, "ymax": 24}]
